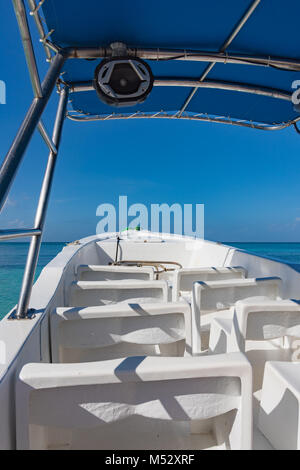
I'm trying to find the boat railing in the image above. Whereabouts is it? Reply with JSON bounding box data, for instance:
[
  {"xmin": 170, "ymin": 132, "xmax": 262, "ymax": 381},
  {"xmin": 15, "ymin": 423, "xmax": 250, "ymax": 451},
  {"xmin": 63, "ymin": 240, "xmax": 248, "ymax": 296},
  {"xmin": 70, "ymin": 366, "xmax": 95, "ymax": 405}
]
[{"xmin": 0, "ymin": 1, "xmax": 69, "ymax": 319}]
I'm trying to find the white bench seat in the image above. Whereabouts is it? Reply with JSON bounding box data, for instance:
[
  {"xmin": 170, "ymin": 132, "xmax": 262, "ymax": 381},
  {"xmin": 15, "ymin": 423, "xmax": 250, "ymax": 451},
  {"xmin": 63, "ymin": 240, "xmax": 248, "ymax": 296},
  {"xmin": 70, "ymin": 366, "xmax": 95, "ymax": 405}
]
[
  {"xmin": 259, "ymin": 362, "xmax": 300, "ymax": 450},
  {"xmin": 173, "ymin": 266, "xmax": 247, "ymax": 301},
  {"xmin": 68, "ymin": 280, "xmax": 168, "ymax": 307},
  {"xmin": 16, "ymin": 353, "xmax": 252, "ymax": 450},
  {"xmin": 211, "ymin": 297, "xmax": 300, "ymax": 354},
  {"xmin": 76, "ymin": 264, "xmax": 155, "ymax": 281},
  {"xmin": 192, "ymin": 277, "xmax": 282, "ymax": 354},
  {"xmin": 50, "ymin": 301, "xmax": 192, "ymax": 362},
  {"xmin": 210, "ymin": 296, "xmax": 300, "ymax": 391}
]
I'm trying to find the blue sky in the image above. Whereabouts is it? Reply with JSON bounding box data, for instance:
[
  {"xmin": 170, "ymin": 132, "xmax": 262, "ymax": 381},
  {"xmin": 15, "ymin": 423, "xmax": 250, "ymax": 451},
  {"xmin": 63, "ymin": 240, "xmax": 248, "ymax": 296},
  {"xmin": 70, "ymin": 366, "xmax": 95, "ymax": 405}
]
[{"xmin": 1, "ymin": 2, "xmax": 300, "ymax": 242}]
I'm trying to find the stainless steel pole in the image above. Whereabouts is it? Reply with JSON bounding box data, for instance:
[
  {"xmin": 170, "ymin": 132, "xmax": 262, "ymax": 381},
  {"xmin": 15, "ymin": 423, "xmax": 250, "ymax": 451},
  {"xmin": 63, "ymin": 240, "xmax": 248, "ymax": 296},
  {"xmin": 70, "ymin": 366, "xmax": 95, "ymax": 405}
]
[
  {"xmin": 12, "ymin": 0, "xmax": 42, "ymax": 97},
  {"xmin": 27, "ymin": 0, "xmax": 53, "ymax": 62},
  {"xmin": 66, "ymin": 46, "xmax": 300, "ymax": 71},
  {"xmin": 38, "ymin": 121, "xmax": 58, "ymax": 155},
  {"xmin": 0, "ymin": 52, "xmax": 66, "ymax": 212},
  {"xmin": 15, "ymin": 87, "xmax": 69, "ymax": 319},
  {"xmin": 178, "ymin": 0, "xmax": 261, "ymax": 116},
  {"xmin": 0, "ymin": 229, "xmax": 42, "ymax": 240},
  {"xmin": 67, "ymin": 79, "xmax": 291, "ymax": 102}
]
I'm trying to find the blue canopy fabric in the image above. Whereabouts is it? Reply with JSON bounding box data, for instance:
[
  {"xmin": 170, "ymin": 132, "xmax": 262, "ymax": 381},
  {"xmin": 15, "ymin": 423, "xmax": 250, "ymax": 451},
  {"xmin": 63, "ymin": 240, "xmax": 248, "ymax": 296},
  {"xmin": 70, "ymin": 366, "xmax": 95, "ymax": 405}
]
[{"xmin": 41, "ymin": 0, "xmax": 300, "ymax": 126}]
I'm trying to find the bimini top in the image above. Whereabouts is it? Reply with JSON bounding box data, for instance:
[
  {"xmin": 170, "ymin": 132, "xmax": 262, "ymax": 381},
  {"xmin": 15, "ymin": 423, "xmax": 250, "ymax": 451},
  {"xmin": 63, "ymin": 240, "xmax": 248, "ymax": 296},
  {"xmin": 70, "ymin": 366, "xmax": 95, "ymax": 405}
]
[{"xmin": 35, "ymin": 0, "xmax": 300, "ymax": 130}]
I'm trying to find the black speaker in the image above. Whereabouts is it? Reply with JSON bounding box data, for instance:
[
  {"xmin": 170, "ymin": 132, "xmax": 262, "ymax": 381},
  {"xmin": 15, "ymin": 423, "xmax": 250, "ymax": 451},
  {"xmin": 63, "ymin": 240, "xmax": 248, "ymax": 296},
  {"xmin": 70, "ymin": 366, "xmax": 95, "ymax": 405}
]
[{"xmin": 94, "ymin": 57, "xmax": 154, "ymax": 107}]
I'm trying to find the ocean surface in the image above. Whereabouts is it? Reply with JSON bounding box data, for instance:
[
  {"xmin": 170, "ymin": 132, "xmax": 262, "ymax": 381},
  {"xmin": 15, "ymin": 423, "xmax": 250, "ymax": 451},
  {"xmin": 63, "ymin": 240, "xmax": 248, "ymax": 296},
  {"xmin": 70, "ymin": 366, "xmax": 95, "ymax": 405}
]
[
  {"xmin": 1, "ymin": 242, "xmax": 300, "ymax": 320},
  {"xmin": 0, "ymin": 242, "xmax": 65, "ymax": 320}
]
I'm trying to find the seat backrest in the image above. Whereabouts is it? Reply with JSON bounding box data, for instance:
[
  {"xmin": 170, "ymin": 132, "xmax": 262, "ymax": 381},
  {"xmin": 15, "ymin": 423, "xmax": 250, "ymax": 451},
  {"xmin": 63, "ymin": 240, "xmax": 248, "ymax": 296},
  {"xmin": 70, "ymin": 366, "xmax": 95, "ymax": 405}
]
[
  {"xmin": 173, "ymin": 266, "xmax": 247, "ymax": 301},
  {"xmin": 234, "ymin": 298, "xmax": 300, "ymax": 344},
  {"xmin": 258, "ymin": 361, "xmax": 300, "ymax": 450},
  {"xmin": 50, "ymin": 301, "xmax": 192, "ymax": 362},
  {"xmin": 16, "ymin": 352, "xmax": 252, "ymax": 450},
  {"xmin": 193, "ymin": 277, "xmax": 282, "ymax": 315},
  {"xmin": 191, "ymin": 277, "xmax": 282, "ymax": 354},
  {"xmin": 76, "ymin": 265, "xmax": 155, "ymax": 281},
  {"xmin": 68, "ymin": 280, "xmax": 168, "ymax": 307}
]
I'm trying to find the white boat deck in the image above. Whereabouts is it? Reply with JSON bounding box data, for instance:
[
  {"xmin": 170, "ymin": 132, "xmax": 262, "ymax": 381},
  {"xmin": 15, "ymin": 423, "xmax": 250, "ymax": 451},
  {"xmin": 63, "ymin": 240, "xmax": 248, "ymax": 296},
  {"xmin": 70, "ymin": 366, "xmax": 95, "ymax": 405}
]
[{"xmin": 1, "ymin": 232, "xmax": 300, "ymax": 450}]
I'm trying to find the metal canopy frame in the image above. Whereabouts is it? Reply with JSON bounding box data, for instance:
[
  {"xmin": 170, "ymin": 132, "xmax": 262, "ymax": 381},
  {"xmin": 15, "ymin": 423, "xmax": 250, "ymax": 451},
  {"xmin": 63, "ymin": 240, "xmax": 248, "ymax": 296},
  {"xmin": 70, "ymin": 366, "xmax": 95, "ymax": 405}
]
[
  {"xmin": 20, "ymin": 0, "xmax": 300, "ymax": 129},
  {"xmin": 0, "ymin": 0, "xmax": 299, "ymax": 318},
  {"xmin": 178, "ymin": 0, "xmax": 261, "ymax": 116},
  {"xmin": 0, "ymin": 0, "xmax": 68, "ymax": 319}
]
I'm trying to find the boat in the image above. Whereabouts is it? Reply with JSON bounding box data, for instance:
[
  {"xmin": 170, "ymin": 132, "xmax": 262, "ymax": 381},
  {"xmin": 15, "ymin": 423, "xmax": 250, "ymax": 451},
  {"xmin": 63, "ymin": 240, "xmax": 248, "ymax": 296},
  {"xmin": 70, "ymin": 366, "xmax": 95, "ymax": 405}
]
[{"xmin": 1, "ymin": 0, "xmax": 300, "ymax": 451}]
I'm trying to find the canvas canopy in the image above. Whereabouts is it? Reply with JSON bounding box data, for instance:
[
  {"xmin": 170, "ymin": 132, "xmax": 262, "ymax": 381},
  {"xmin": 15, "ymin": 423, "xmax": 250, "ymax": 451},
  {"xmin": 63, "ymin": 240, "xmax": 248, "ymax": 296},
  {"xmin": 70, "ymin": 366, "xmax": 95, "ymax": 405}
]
[{"xmin": 38, "ymin": 0, "xmax": 300, "ymax": 128}]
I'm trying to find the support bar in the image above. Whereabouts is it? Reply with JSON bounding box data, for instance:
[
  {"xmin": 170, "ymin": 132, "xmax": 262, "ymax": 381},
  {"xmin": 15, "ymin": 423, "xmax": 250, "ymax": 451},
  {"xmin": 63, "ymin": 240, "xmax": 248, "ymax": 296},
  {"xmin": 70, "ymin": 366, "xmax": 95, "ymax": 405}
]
[
  {"xmin": 178, "ymin": 0, "xmax": 261, "ymax": 116},
  {"xmin": 15, "ymin": 87, "xmax": 69, "ymax": 319},
  {"xmin": 0, "ymin": 229, "xmax": 41, "ymax": 241},
  {"xmin": 155, "ymin": 79, "xmax": 291, "ymax": 101},
  {"xmin": 0, "ymin": 51, "xmax": 66, "ymax": 212},
  {"xmin": 12, "ymin": 0, "xmax": 42, "ymax": 97},
  {"xmin": 28, "ymin": 0, "xmax": 52, "ymax": 62},
  {"xmin": 65, "ymin": 46, "xmax": 300, "ymax": 71},
  {"xmin": 67, "ymin": 111, "xmax": 300, "ymax": 132},
  {"xmin": 38, "ymin": 121, "xmax": 58, "ymax": 154},
  {"xmin": 67, "ymin": 79, "xmax": 291, "ymax": 102}
]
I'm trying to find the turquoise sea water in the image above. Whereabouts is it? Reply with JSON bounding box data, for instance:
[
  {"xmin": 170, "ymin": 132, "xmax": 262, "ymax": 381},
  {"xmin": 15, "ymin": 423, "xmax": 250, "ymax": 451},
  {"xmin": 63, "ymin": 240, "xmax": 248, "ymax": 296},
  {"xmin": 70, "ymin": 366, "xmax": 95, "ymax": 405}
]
[
  {"xmin": 0, "ymin": 242, "xmax": 65, "ymax": 320},
  {"xmin": 224, "ymin": 242, "xmax": 300, "ymax": 268},
  {"xmin": 1, "ymin": 242, "xmax": 300, "ymax": 320}
]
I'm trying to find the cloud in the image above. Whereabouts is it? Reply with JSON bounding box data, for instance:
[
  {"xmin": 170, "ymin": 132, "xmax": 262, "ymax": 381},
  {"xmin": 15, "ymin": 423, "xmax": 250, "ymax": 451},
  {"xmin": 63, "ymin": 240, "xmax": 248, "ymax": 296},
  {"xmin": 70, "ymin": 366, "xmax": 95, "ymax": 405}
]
[
  {"xmin": 6, "ymin": 219, "xmax": 26, "ymax": 228},
  {"xmin": 52, "ymin": 198, "xmax": 78, "ymax": 204},
  {"xmin": 2, "ymin": 196, "xmax": 16, "ymax": 211}
]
